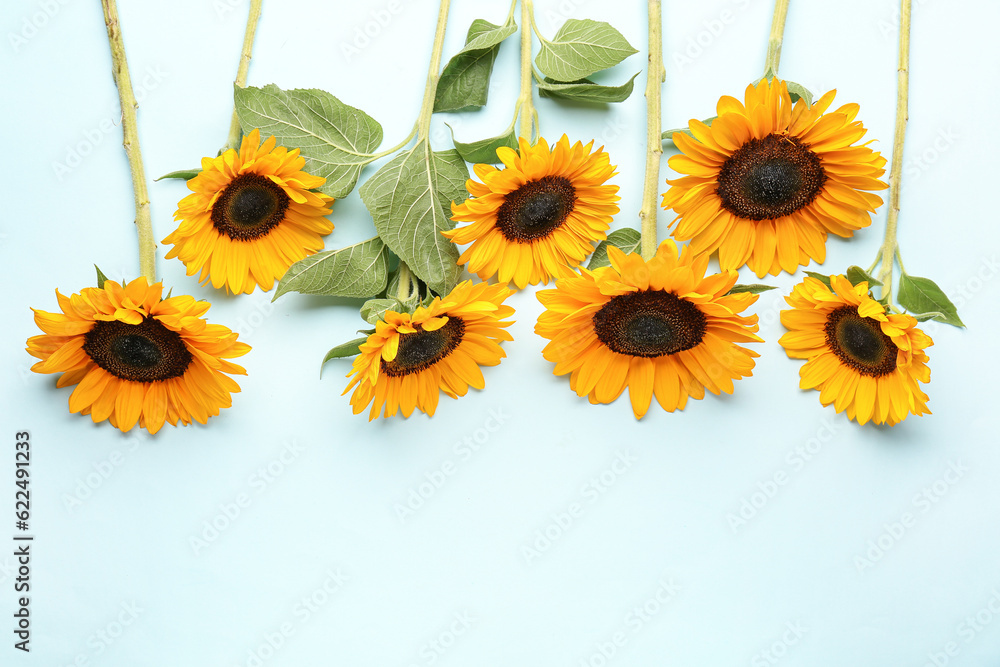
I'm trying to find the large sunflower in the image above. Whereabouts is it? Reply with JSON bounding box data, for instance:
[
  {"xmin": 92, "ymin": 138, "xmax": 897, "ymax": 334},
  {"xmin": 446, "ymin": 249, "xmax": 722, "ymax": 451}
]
[
  {"xmin": 535, "ymin": 240, "xmax": 762, "ymax": 418},
  {"xmin": 662, "ymin": 79, "xmax": 887, "ymax": 277},
  {"xmin": 344, "ymin": 281, "xmax": 514, "ymax": 420},
  {"xmin": 779, "ymin": 274, "xmax": 931, "ymax": 426},
  {"xmin": 443, "ymin": 135, "xmax": 620, "ymax": 289},
  {"xmin": 163, "ymin": 128, "xmax": 335, "ymax": 294},
  {"xmin": 26, "ymin": 278, "xmax": 250, "ymax": 433}
]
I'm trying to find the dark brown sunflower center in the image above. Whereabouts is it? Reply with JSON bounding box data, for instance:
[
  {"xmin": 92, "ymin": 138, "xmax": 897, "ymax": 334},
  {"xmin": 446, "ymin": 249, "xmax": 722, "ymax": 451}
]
[
  {"xmin": 716, "ymin": 133, "xmax": 826, "ymax": 220},
  {"xmin": 83, "ymin": 317, "xmax": 193, "ymax": 382},
  {"xmin": 211, "ymin": 173, "xmax": 290, "ymax": 241},
  {"xmin": 495, "ymin": 175, "xmax": 576, "ymax": 242},
  {"xmin": 381, "ymin": 317, "xmax": 466, "ymax": 378},
  {"xmin": 824, "ymin": 306, "xmax": 898, "ymax": 377},
  {"xmin": 593, "ymin": 290, "xmax": 706, "ymax": 358}
]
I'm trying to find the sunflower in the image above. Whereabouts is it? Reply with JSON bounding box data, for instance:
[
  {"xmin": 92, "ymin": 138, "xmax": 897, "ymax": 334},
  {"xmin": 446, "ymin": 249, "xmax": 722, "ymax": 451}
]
[
  {"xmin": 163, "ymin": 128, "xmax": 335, "ymax": 294},
  {"xmin": 344, "ymin": 281, "xmax": 514, "ymax": 420},
  {"xmin": 779, "ymin": 274, "xmax": 932, "ymax": 426},
  {"xmin": 535, "ymin": 240, "xmax": 762, "ymax": 418},
  {"xmin": 443, "ymin": 135, "xmax": 620, "ymax": 289},
  {"xmin": 26, "ymin": 278, "xmax": 250, "ymax": 433},
  {"xmin": 662, "ymin": 78, "xmax": 887, "ymax": 277}
]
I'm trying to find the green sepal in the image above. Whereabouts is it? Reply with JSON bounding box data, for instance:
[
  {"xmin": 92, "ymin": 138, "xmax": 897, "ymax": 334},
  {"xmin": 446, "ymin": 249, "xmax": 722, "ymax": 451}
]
[
  {"xmin": 588, "ymin": 228, "xmax": 641, "ymax": 270},
  {"xmin": 320, "ymin": 337, "xmax": 368, "ymax": 376},
  {"xmin": 95, "ymin": 265, "xmax": 109, "ymax": 289},
  {"xmin": 845, "ymin": 265, "xmax": 883, "ymax": 288},
  {"xmin": 725, "ymin": 284, "xmax": 777, "ymax": 296},
  {"xmin": 155, "ymin": 169, "xmax": 200, "ymax": 182},
  {"xmin": 804, "ymin": 271, "xmax": 833, "ymax": 289},
  {"xmin": 662, "ymin": 116, "xmax": 716, "ymax": 143}
]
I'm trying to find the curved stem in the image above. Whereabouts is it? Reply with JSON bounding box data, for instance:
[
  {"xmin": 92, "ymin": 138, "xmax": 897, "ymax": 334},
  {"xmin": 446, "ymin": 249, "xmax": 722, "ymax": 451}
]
[
  {"xmin": 763, "ymin": 0, "xmax": 790, "ymax": 79},
  {"xmin": 639, "ymin": 0, "xmax": 664, "ymax": 261},
  {"xmin": 223, "ymin": 0, "xmax": 263, "ymax": 153},
  {"xmin": 365, "ymin": 125, "xmax": 418, "ymax": 162},
  {"xmin": 102, "ymin": 0, "xmax": 155, "ymax": 283},
  {"xmin": 415, "ymin": 0, "xmax": 452, "ymax": 143},
  {"xmin": 876, "ymin": 0, "xmax": 911, "ymax": 303},
  {"xmin": 517, "ymin": 0, "xmax": 536, "ymax": 139}
]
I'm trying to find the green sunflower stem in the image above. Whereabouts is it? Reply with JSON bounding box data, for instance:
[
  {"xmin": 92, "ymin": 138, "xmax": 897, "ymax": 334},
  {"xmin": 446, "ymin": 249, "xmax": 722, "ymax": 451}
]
[
  {"xmin": 639, "ymin": 0, "xmax": 664, "ymax": 262},
  {"xmin": 875, "ymin": 0, "xmax": 911, "ymax": 304},
  {"xmin": 223, "ymin": 0, "xmax": 263, "ymax": 154},
  {"xmin": 101, "ymin": 0, "xmax": 155, "ymax": 283},
  {"xmin": 517, "ymin": 0, "xmax": 536, "ymax": 140},
  {"xmin": 763, "ymin": 0, "xmax": 790, "ymax": 79},
  {"xmin": 415, "ymin": 0, "xmax": 452, "ymax": 143},
  {"xmin": 397, "ymin": 262, "xmax": 413, "ymax": 302}
]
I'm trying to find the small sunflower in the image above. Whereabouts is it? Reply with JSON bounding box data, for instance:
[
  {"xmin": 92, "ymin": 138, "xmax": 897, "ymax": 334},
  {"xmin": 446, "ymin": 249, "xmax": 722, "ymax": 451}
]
[
  {"xmin": 163, "ymin": 128, "xmax": 335, "ymax": 294},
  {"xmin": 535, "ymin": 240, "xmax": 762, "ymax": 418},
  {"xmin": 662, "ymin": 78, "xmax": 887, "ymax": 277},
  {"xmin": 344, "ymin": 281, "xmax": 515, "ymax": 420},
  {"xmin": 779, "ymin": 274, "xmax": 932, "ymax": 426},
  {"xmin": 26, "ymin": 278, "xmax": 250, "ymax": 433},
  {"xmin": 443, "ymin": 135, "xmax": 620, "ymax": 289}
]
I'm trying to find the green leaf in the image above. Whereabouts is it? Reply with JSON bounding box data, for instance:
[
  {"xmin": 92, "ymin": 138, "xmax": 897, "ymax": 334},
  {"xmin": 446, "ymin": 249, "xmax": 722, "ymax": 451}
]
[
  {"xmin": 95, "ymin": 265, "xmax": 109, "ymax": 289},
  {"xmin": 588, "ymin": 228, "xmax": 641, "ymax": 270},
  {"xmin": 155, "ymin": 169, "xmax": 200, "ymax": 182},
  {"xmin": 273, "ymin": 237, "xmax": 389, "ymax": 301},
  {"xmin": 536, "ymin": 73, "xmax": 639, "ymax": 103},
  {"xmin": 725, "ymin": 284, "xmax": 777, "ymax": 295},
  {"xmin": 359, "ymin": 141, "xmax": 468, "ymax": 296},
  {"xmin": 360, "ymin": 298, "xmax": 401, "ymax": 325},
  {"xmin": 845, "ymin": 265, "xmax": 883, "ymax": 288},
  {"xmin": 434, "ymin": 18, "xmax": 517, "ymax": 113},
  {"xmin": 662, "ymin": 116, "xmax": 716, "ymax": 143},
  {"xmin": 785, "ymin": 80, "xmax": 814, "ymax": 106},
  {"xmin": 320, "ymin": 337, "xmax": 367, "ymax": 376},
  {"xmin": 897, "ymin": 274, "xmax": 965, "ymax": 327},
  {"xmin": 235, "ymin": 84, "xmax": 383, "ymax": 199},
  {"xmin": 536, "ymin": 19, "xmax": 638, "ymax": 82},
  {"xmin": 446, "ymin": 122, "xmax": 518, "ymax": 164},
  {"xmin": 804, "ymin": 271, "xmax": 832, "ymax": 289}
]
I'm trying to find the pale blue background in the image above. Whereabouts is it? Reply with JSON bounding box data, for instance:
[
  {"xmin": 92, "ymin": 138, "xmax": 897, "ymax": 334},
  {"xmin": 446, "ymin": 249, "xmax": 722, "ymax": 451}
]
[{"xmin": 2, "ymin": 0, "xmax": 999, "ymax": 665}]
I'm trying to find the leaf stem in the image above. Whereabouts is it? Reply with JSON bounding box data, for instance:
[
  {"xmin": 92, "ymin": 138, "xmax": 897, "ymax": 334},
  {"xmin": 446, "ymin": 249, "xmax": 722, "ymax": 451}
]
[
  {"xmin": 223, "ymin": 0, "xmax": 263, "ymax": 153},
  {"xmin": 397, "ymin": 262, "xmax": 413, "ymax": 301},
  {"xmin": 517, "ymin": 0, "xmax": 536, "ymax": 139},
  {"xmin": 639, "ymin": 0, "xmax": 664, "ymax": 261},
  {"xmin": 763, "ymin": 0, "xmax": 790, "ymax": 78},
  {"xmin": 415, "ymin": 0, "xmax": 452, "ymax": 143},
  {"xmin": 366, "ymin": 125, "xmax": 418, "ymax": 162},
  {"xmin": 875, "ymin": 0, "xmax": 911, "ymax": 304},
  {"xmin": 101, "ymin": 0, "xmax": 155, "ymax": 283}
]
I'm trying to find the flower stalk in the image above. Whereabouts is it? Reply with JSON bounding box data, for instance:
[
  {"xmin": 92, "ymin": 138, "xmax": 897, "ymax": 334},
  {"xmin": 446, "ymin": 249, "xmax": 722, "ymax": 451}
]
[
  {"xmin": 639, "ymin": 0, "xmax": 664, "ymax": 261},
  {"xmin": 762, "ymin": 0, "xmax": 790, "ymax": 79},
  {"xmin": 101, "ymin": 0, "xmax": 155, "ymax": 283},
  {"xmin": 518, "ymin": 0, "xmax": 536, "ymax": 139},
  {"xmin": 223, "ymin": 0, "xmax": 263, "ymax": 153},
  {"xmin": 873, "ymin": 0, "xmax": 911, "ymax": 305}
]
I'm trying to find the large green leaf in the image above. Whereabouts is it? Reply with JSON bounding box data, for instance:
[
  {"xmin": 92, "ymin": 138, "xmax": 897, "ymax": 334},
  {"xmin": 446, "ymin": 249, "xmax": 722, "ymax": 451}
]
[
  {"xmin": 897, "ymin": 274, "xmax": 964, "ymax": 327},
  {"xmin": 536, "ymin": 73, "xmax": 639, "ymax": 103},
  {"xmin": 359, "ymin": 141, "xmax": 468, "ymax": 296},
  {"xmin": 588, "ymin": 228, "xmax": 641, "ymax": 270},
  {"xmin": 273, "ymin": 237, "xmax": 389, "ymax": 300},
  {"xmin": 434, "ymin": 18, "xmax": 516, "ymax": 113},
  {"xmin": 447, "ymin": 123, "xmax": 518, "ymax": 164},
  {"xmin": 536, "ymin": 19, "xmax": 637, "ymax": 82},
  {"xmin": 235, "ymin": 84, "xmax": 383, "ymax": 199}
]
